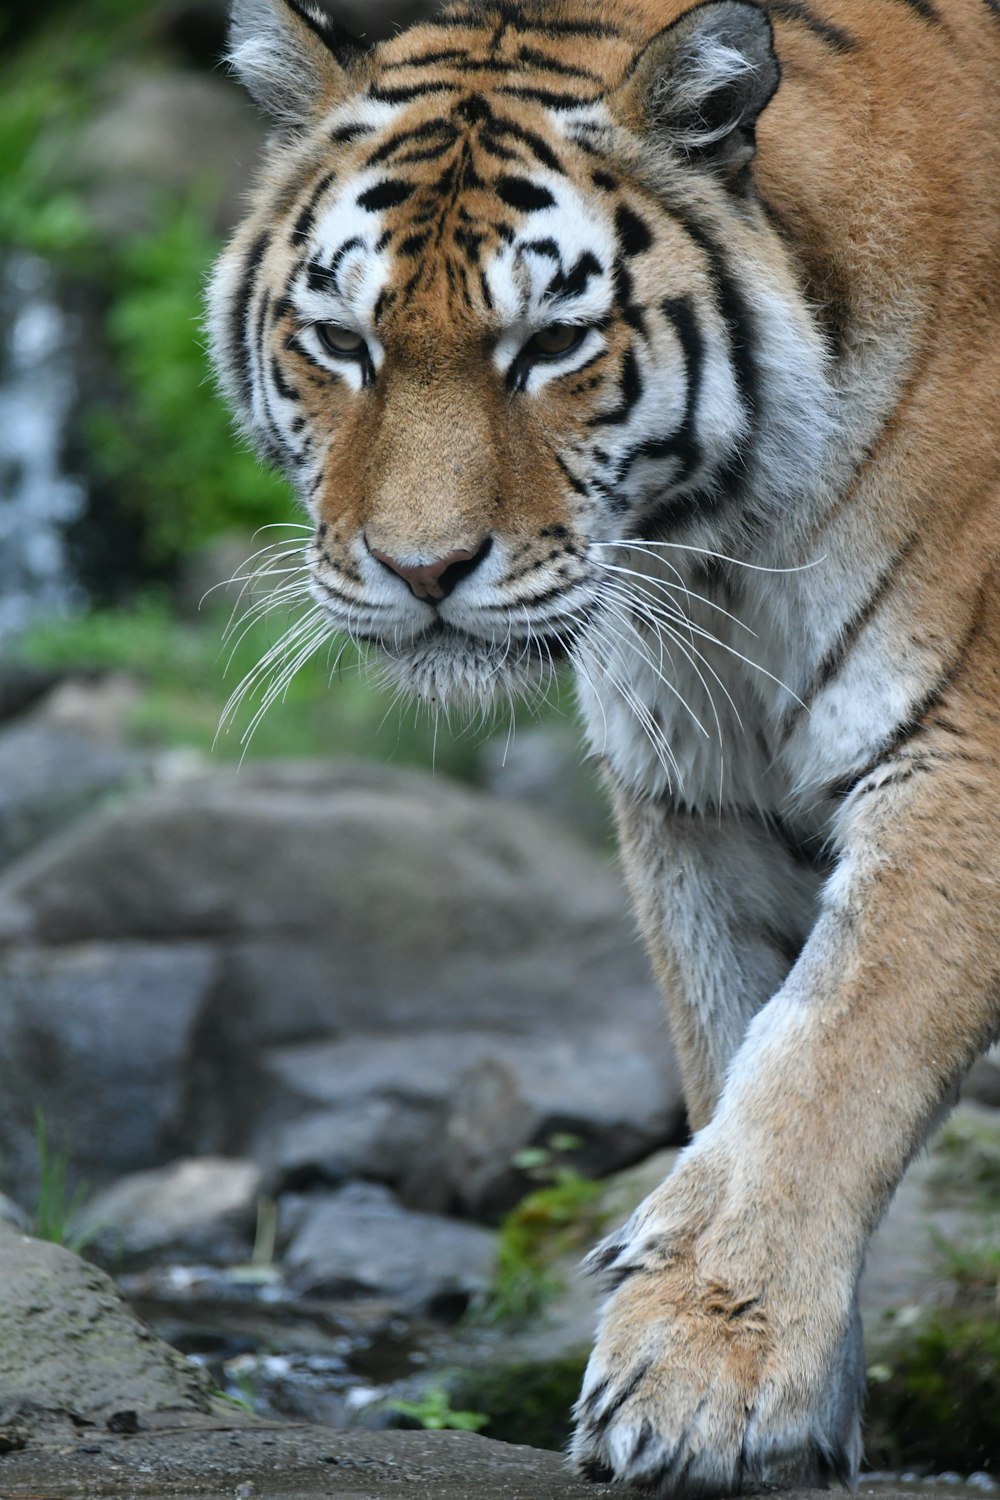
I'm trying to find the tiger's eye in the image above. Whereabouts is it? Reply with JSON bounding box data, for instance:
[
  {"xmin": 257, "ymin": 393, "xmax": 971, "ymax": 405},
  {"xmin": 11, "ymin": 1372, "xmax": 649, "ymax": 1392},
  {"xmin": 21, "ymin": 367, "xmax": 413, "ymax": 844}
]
[
  {"xmin": 530, "ymin": 323, "xmax": 586, "ymax": 358},
  {"xmin": 316, "ymin": 323, "xmax": 367, "ymax": 357}
]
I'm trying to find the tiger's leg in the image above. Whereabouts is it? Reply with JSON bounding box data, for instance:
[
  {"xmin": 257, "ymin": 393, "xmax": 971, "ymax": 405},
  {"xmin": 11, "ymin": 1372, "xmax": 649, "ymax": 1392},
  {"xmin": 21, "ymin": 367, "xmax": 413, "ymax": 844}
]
[{"xmin": 572, "ymin": 694, "xmax": 1000, "ymax": 1493}]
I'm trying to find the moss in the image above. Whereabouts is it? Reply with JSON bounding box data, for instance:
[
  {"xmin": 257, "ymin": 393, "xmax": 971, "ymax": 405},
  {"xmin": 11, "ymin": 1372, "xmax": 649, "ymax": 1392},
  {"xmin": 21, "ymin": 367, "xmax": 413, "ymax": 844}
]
[
  {"xmin": 481, "ymin": 1171, "xmax": 607, "ymax": 1326},
  {"xmin": 456, "ymin": 1357, "xmax": 587, "ymax": 1452},
  {"xmin": 865, "ymin": 1310, "xmax": 1000, "ymax": 1473}
]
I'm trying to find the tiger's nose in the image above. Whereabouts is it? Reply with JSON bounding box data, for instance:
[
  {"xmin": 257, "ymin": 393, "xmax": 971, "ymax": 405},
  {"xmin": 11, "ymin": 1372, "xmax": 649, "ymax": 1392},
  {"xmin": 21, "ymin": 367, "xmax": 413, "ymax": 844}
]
[{"xmin": 370, "ymin": 538, "xmax": 493, "ymax": 602}]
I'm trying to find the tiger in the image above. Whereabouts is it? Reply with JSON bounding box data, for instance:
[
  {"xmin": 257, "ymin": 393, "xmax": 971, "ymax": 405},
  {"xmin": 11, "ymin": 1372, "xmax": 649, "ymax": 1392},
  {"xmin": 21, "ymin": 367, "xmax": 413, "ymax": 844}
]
[{"xmin": 208, "ymin": 0, "xmax": 1000, "ymax": 1491}]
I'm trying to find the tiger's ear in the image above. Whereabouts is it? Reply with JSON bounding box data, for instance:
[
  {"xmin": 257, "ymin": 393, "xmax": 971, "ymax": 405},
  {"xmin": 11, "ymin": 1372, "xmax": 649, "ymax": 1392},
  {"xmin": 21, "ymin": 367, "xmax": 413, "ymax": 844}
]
[
  {"xmin": 227, "ymin": 0, "xmax": 366, "ymax": 126},
  {"xmin": 615, "ymin": 0, "xmax": 779, "ymax": 178}
]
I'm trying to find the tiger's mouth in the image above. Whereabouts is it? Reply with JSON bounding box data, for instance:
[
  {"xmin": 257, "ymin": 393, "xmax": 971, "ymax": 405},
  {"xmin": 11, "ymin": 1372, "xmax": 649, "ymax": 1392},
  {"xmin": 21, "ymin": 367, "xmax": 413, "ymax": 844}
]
[{"xmin": 372, "ymin": 616, "xmax": 575, "ymax": 705}]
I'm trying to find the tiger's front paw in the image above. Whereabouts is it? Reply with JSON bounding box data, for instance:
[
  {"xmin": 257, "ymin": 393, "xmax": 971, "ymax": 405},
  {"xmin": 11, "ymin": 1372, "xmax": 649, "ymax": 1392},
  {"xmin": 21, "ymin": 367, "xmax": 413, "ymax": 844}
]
[{"xmin": 570, "ymin": 1207, "xmax": 863, "ymax": 1496}]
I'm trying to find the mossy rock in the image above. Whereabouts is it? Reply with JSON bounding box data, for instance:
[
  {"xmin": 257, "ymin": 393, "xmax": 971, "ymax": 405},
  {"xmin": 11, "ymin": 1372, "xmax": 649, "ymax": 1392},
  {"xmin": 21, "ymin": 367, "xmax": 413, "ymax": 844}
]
[
  {"xmin": 456, "ymin": 1357, "xmax": 588, "ymax": 1453},
  {"xmin": 865, "ymin": 1309, "xmax": 1000, "ymax": 1472}
]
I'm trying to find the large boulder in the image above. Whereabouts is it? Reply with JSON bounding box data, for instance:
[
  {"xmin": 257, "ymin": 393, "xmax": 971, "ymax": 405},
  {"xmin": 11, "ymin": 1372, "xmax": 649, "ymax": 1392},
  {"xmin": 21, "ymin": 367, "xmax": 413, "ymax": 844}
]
[
  {"xmin": 0, "ymin": 762, "xmax": 683, "ymax": 1208},
  {"xmin": 0, "ymin": 941, "xmax": 218, "ymax": 1204},
  {"xmin": 0, "ymin": 1223, "xmax": 216, "ymax": 1432}
]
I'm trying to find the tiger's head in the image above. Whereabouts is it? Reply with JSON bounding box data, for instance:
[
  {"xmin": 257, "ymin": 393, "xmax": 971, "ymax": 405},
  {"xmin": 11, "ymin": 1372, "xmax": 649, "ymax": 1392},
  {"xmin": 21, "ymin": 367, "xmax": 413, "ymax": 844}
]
[{"xmin": 210, "ymin": 0, "xmax": 835, "ymax": 707}]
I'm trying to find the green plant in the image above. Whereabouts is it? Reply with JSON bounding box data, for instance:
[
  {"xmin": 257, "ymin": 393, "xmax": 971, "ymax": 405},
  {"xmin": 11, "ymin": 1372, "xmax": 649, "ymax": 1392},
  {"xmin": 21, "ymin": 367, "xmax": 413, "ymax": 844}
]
[
  {"xmin": 483, "ymin": 1149, "xmax": 607, "ymax": 1326},
  {"xmin": 85, "ymin": 198, "xmax": 299, "ymax": 563},
  {"xmin": 31, "ymin": 1109, "xmax": 94, "ymax": 1251},
  {"xmin": 388, "ymin": 1386, "xmax": 489, "ymax": 1433}
]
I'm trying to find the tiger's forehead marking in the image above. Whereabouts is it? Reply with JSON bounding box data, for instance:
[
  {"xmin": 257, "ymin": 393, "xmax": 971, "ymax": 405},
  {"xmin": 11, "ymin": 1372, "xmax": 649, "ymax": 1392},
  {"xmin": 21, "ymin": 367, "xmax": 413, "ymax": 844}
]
[{"xmin": 295, "ymin": 82, "xmax": 623, "ymax": 344}]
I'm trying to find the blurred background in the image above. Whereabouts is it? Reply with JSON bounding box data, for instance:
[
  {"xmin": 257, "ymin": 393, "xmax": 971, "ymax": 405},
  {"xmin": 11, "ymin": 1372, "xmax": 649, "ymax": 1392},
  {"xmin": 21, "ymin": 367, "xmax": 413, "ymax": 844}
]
[{"xmin": 1, "ymin": 0, "xmax": 998, "ymax": 1476}]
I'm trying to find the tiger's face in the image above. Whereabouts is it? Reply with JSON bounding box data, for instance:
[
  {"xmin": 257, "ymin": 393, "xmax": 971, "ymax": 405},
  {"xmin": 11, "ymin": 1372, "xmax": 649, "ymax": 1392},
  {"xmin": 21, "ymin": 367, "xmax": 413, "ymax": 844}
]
[{"xmin": 211, "ymin": 0, "xmax": 834, "ymax": 706}]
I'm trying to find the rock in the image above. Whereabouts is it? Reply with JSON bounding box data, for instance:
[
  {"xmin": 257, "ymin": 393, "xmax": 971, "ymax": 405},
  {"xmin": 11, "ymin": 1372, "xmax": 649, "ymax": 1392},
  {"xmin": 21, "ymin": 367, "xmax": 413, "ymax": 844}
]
[
  {"xmin": 0, "ymin": 720, "xmax": 145, "ymax": 871},
  {"xmin": 964, "ymin": 1042, "xmax": 1000, "ymax": 1109},
  {"xmin": 255, "ymin": 1027, "xmax": 683, "ymax": 1217},
  {"xmin": 0, "ymin": 1192, "xmax": 29, "ymax": 1231},
  {"xmin": 0, "ymin": 942, "xmax": 218, "ymax": 1204},
  {"xmin": 443, "ymin": 1029, "xmax": 684, "ymax": 1217},
  {"xmin": 75, "ymin": 1157, "xmax": 262, "ymax": 1270},
  {"xmin": 0, "ymin": 663, "xmax": 60, "ymax": 726},
  {"xmin": 283, "ymin": 1183, "xmax": 497, "ymax": 1312},
  {"xmin": 0, "ymin": 1423, "xmax": 608, "ymax": 1498},
  {"xmin": 66, "ymin": 71, "xmax": 266, "ymax": 239},
  {"xmin": 0, "ymin": 762, "xmax": 682, "ymax": 1197},
  {"xmin": 0, "ymin": 1223, "xmax": 216, "ymax": 1430},
  {"xmin": 479, "ymin": 724, "xmax": 612, "ymax": 846}
]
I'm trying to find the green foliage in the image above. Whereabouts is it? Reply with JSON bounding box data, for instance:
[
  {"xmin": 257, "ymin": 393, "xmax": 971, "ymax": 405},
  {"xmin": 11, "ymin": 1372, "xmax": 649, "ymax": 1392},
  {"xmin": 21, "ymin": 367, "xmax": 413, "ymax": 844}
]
[
  {"xmin": 0, "ymin": 0, "xmax": 134, "ymax": 257},
  {"xmin": 484, "ymin": 1149, "xmax": 607, "ymax": 1326},
  {"xmin": 388, "ymin": 1386, "xmax": 489, "ymax": 1433},
  {"xmin": 1, "ymin": 0, "xmax": 292, "ymax": 566},
  {"xmin": 865, "ymin": 1308, "xmax": 1000, "ymax": 1473},
  {"xmin": 931, "ymin": 1114, "xmax": 1000, "ymax": 1201},
  {"xmin": 86, "ymin": 201, "xmax": 299, "ymax": 561},
  {"xmin": 16, "ymin": 596, "xmax": 496, "ymax": 777},
  {"xmin": 456, "ymin": 1357, "xmax": 587, "ymax": 1452},
  {"xmin": 31, "ymin": 1110, "xmax": 93, "ymax": 1252}
]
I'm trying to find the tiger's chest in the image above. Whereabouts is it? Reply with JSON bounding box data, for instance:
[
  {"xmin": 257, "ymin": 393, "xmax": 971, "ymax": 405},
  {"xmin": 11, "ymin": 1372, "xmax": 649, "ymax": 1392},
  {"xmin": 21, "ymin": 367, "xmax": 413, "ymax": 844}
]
[{"xmin": 572, "ymin": 544, "xmax": 926, "ymax": 825}]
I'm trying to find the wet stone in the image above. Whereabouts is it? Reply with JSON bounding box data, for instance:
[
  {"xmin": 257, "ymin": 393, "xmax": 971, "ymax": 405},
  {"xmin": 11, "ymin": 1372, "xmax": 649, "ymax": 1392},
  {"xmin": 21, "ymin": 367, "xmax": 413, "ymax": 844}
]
[{"xmin": 283, "ymin": 1183, "xmax": 498, "ymax": 1313}]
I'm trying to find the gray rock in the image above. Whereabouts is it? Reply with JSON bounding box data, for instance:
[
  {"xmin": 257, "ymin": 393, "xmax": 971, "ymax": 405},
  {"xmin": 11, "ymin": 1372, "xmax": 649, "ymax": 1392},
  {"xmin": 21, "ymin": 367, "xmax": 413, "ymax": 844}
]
[
  {"xmin": 479, "ymin": 724, "xmax": 613, "ymax": 846},
  {"xmin": 0, "ymin": 1423, "xmax": 607, "ymax": 1498},
  {"xmin": 67, "ymin": 71, "xmax": 266, "ymax": 239},
  {"xmin": 0, "ymin": 942, "xmax": 218, "ymax": 1203},
  {"xmin": 262, "ymin": 1099, "xmax": 441, "ymax": 1198},
  {"xmin": 964, "ymin": 1042, "xmax": 1000, "ymax": 1109},
  {"xmin": 283, "ymin": 1183, "xmax": 497, "ymax": 1311},
  {"xmin": 0, "ymin": 721, "xmax": 144, "ymax": 871},
  {"xmin": 444, "ymin": 1028, "xmax": 684, "ymax": 1217},
  {"xmin": 74, "ymin": 1157, "xmax": 262, "ymax": 1269},
  {"xmin": 0, "ymin": 1192, "xmax": 29, "ymax": 1231},
  {"xmin": 0, "ymin": 763, "xmax": 681, "ymax": 1200},
  {"xmin": 255, "ymin": 1027, "xmax": 683, "ymax": 1216},
  {"xmin": 0, "ymin": 1223, "xmax": 215, "ymax": 1429}
]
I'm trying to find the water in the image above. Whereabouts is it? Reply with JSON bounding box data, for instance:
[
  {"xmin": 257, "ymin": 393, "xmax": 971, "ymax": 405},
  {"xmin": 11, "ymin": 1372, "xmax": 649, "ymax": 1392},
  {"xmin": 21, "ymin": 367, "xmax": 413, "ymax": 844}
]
[{"xmin": 0, "ymin": 251, "xmax": 87, "ymax": 642}]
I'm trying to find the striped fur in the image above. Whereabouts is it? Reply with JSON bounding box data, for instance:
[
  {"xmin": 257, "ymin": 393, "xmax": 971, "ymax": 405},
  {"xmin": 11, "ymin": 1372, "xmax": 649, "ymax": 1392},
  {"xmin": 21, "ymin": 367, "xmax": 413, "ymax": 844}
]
[{"xmin": 210, "ymin": 1, "xmax": 1000, "ymax": 1492}]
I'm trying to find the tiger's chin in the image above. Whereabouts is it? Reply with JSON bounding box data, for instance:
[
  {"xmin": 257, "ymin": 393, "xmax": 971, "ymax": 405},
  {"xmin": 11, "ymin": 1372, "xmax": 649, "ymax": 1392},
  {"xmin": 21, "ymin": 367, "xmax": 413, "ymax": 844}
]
[{"xmin": 375, "ymin": 622, "xmax": 569, "ymax": 708}]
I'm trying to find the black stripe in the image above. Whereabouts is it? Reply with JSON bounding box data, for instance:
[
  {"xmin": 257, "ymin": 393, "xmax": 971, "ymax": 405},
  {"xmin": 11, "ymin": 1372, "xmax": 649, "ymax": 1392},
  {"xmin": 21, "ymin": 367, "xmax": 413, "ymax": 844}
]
[
  {"xmin": 367, "ymin": 120, "xmax": 458, "ymax": 167},
  {"xmin": 357, "ymin": 180, "xmax": 413, "ymax": 212},
  {"xmin": 485, "ymin": 117, "xmax": 565, "ymax": 173},
  {"xmin": 673, "ymin": 210, "xmax": 761, "ymax": 426},
  {"xmin": 330, "ymin": 122, "xmax": 370, "ymax": 144},
  {"xmin": 615, "ymin": 204, "xmax": 653, "ymax": 257},
  {"xmin": 229, "ymin": 230, "xmax": 271, "ymax": 408},
  {"xmin": 787, "ymin": 536, "xmax": 918, "ymax": 731},
  {"xmin": 893, "ymin": 0, "xmax": 940, "ymax": 20},
  {"xmin": 381, "ymin": 47, "xmax": 466, "ymax": 69},
  {"xmin": 828, "ymin": 668, "xmax": 965, "ymax": 802},
  {"xmin": 765, "ymin": 0, "xmax": 857, "ymax": 51},
  {"xmin": 534, "ymin": 18, "xmax": 621, "ymax": 36},
  {"xmin": 659, "ymin": 296, "xmax": 705, "ymax": 482},
  {"xmin": 369, "ymin": 81, "xmax": 457, "ymax": 103},
  {"xmin": 270, "ymin": 356, "xmax": 300, "ymax": 404},
  {"xmin": 521, "ymin": 236, "xmax": 561, "ymax": 260},
  {"xmin": 496, "ymin": 84, "xmax": 598, "ymax": 109},
  {"xmin": 496, "ymin": 176, "xmax": 555, "ymax": 211},
  {"xmin": 290, "ymin": 171, "xmax": 336, "ymax": 247},
  {"xmin": 981, "ymin": 0, "xmax": 1000, "ymax": 23},
  {"xmin": 552, "ymin": 450, "xmax": 590, "ymax": 496},
  {"xmin": 516, "ymin": 44, "xmax": 600, "ymax": 80},
  {"xmin": 547, "ymin": 250, "xmax": 602, "ymax": 300},
  {"xmin": 398, "ymin": 232, "xmax": 429, "ymax": 257},
  {"xmin": 588, "ymin": 346, "xmax": 642, "ymax": 428}
]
